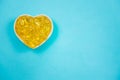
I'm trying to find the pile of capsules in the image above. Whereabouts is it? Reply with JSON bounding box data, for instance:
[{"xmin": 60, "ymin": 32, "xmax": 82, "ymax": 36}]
[{"xmin": 15, "ymin": 15, "xmax": 52, "ymax": 48}]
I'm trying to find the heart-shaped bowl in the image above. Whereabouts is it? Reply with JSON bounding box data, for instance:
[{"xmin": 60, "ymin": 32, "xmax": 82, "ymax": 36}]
[{"xmin": 14, "ymin": 14, "xmax": 53, "ymax": 49}]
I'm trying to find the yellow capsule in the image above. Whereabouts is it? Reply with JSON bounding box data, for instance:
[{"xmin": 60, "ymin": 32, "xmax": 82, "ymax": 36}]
[{"xmin": 20, "ymin": 20, "xmax": 25, "ymax": 25}]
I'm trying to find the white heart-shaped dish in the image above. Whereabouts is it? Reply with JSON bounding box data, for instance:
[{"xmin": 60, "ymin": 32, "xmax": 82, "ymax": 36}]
[{"xmin": 14, "ymin": 14, "xmax": 53, "ymax": 49}]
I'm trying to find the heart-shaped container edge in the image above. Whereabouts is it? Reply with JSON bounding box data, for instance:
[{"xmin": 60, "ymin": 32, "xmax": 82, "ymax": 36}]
[{"xmin": 14, "ymin": 14, "xmax": 54, "ymax": 49}]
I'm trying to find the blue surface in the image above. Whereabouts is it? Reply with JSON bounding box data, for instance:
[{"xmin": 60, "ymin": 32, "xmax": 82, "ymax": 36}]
[{"xmin": 0, "ymin": 0, "xmax": 120, "ymax": 80}]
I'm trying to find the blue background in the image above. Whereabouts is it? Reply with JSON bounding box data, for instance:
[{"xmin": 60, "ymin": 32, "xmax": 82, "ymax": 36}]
[{"xmin": 0, "ymin": 0, "xmax": 120, "ymax": 80}]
